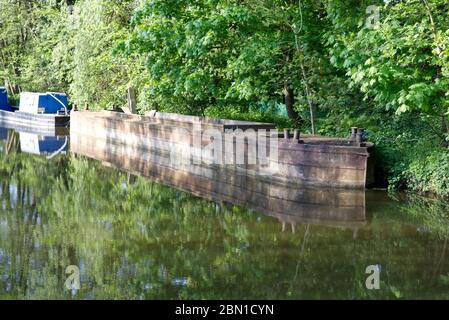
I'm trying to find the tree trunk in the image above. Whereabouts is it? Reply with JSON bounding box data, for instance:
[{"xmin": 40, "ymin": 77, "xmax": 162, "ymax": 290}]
[
  {"xmin": 443, "ymin": 115, "xmax": 449, "ymax": 148},
  {"xmin": 284, "ymin": 83, "xmax": 300, "ymax": 125},
  {"xmin": 300, "ymin": 61, "xmax": 316, "ymax": 135},
  {"xmin": 127, "ymin": 87, "xmax": 137, "ymax": 114}
]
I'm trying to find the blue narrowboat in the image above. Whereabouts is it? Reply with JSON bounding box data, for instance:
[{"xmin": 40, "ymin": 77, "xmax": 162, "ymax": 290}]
[
  {"xmin": 0, "ymin": 87, "xmax": 15, "ymax": 112},
  {"xmin": 0, "ymin": 88, "xmax": 71, "ymax": 129}
]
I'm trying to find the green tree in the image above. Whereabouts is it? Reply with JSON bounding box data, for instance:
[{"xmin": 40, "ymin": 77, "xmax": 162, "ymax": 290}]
[
  {"xmin": 327, "ymin": 0, "xmax": 449, "ymax": 138},
  {"xmin": 69, "ymin": 0, "xmax": 146, "ymax": 110},
  {"xmin": 125, "ymin": 0, "xmax": 332, "ymax": 128}
]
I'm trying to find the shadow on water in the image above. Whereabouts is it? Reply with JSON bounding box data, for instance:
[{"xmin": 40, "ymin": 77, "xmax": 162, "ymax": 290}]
[{"xmin": 0, "ymin": 126, "xmax": 448, "ymax": 299}]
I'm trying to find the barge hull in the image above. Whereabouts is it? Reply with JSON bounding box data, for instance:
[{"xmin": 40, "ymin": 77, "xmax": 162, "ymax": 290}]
[
  {"xmin": 0, "ymin": 110, "xmax": 70, "ymax": 130},
  {"xmin": 70, "ymin": 111, "xmax": 374, "ymax": 189}
]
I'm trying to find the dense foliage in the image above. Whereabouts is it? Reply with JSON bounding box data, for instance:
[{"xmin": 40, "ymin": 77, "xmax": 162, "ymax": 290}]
[{"xmin": 0, "ymin": 0, "xmax": 448, "ymax": 195}]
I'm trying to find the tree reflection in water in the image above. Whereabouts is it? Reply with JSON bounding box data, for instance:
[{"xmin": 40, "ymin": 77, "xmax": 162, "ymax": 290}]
[{"xmin": 0, "ymin": 145, "xmax": 449, "ymax": 299}]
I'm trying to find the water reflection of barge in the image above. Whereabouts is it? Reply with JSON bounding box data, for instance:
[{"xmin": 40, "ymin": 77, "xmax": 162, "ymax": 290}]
[
  {"xmin": 0, "ymin": 124, "xmax": 69, "ymax": 156},
  {"xmin": 71, "ymin": 132, "xmax": 368, "ymax": 230}
]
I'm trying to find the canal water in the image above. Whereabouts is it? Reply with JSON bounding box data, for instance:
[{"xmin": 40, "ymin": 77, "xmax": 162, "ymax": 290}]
[{"xmin": 0, "ymin": 126, "xmax": 449, "ymax": 300}]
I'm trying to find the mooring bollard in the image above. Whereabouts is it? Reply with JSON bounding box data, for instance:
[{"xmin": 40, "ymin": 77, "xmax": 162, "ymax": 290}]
[
  {"xmin": 356, "ymin": 128, "xmax": 367, "ymax": 147},
  {"xmin": 293, "ymin": 129, "xmax": 300, "ymax": 140},
  {"xmin": 356, "ymin": 128, "xmax": 364, "ymax": 143},
  {"xmin": 351, "ymin": 127, "xmax": 358, "ymax": 141}
]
